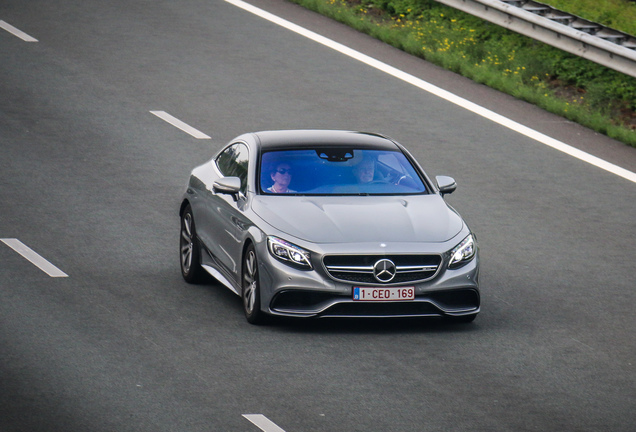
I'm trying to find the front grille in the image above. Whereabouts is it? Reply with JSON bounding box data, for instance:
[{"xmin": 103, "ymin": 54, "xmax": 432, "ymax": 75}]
[
  {"xmin": 322, "ymin": 301, "xmax": 440, "ymax": 317},
  {"xmin": 323, "ymin": 254, "xmax": 442, "ymax": 284}
]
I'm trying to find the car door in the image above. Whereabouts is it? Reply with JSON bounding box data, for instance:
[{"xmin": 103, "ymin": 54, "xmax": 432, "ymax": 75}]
[{"xmin": 196, "ymin": 142, "xmax": 250, "ymax": 283}]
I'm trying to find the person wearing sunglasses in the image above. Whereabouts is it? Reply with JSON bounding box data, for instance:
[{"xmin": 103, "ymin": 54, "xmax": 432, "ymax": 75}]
[{"xmin": 268, "ymin": 163, "xmax": 296, "ymax": 193}]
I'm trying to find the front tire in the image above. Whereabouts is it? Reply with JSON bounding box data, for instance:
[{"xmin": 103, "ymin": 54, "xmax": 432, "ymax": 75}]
[
  {"xmin": 180, "ymin": 205, "xmax": 205, "ymax": 283},
  {"xmin": 242, "ymin": 244, "xmax": 265, "ymax": 324}
]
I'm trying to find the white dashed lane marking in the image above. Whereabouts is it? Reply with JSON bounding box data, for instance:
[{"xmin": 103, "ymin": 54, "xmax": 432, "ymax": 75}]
[
  {"xmin": 243, "ymin": 414, "xmax": 287, "ymax": 432},
  {"xmin": 0, "ymin": 20, "xmax": 38, "ymax": 42},
  {"xmin": 1, "ymin": 238, "xmax": 68, "ymax": 277},
  {"xmin": 150, "ymin": 111, "xmax": 211, "ymax": 139}
]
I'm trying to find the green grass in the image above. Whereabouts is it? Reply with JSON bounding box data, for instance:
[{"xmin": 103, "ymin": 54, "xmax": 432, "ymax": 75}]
[
  {"xmin": 540, "ymin": 0, "xmax": 636, "ymax": 36},
  {"xmin": 289, "ymin": 0, "xmax": 636, "ymax": 147}
]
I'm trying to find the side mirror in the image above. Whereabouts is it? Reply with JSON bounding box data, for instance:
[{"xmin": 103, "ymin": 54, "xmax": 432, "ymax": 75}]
[
  {"xmin": 436, "ymin": 175, "xmax": 457, "ymax": 196},
  {"xmin": 213, "ymin": 177, "xmax": 242, "ymax": 200}
]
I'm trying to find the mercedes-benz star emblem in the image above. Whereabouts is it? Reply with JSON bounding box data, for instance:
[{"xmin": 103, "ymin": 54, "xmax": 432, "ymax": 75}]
[{"xmin": 373, "ymin": 259, "xmax": 396, "ymax": 283}]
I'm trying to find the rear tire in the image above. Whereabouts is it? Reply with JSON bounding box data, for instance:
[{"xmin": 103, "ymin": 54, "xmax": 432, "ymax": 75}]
[
  {"xmin": 242, "ymin": 244, "xmax": 266, "ymax": 325},
  {"xmin": 180, "ymin": 205, "xmax": 206, "ymax": 283}
]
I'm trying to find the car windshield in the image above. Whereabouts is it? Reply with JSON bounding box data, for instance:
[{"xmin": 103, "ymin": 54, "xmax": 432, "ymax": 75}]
[{"xmin": 260, "ymin": 148, "xmax": 428, "ymax": 195}]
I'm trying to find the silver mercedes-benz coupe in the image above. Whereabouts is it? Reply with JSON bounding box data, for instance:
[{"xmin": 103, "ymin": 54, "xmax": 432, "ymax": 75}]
[{"xmin": 179, "ymin": 130, "xmax": 479, "ymax": 324}]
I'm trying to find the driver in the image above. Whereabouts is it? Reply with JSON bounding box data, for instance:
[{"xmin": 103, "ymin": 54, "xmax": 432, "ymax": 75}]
[
  {"xmin": 268, "ymin": 162, "xmax": 296, "ymax": 193},
  {"xmin": 352, "ymin": 157, "xmax": 375, "ymax": 184}
]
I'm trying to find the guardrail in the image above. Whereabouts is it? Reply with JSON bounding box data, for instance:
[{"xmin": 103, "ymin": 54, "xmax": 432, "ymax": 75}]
[{"xmin": 434, "ymin": 0, "xmax": 636, "ymax": 78}]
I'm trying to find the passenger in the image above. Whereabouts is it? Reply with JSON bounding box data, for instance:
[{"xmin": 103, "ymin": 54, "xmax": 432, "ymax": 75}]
[
  {"xmin": 352, "ymin": 157, "xmax": 375, "ymax": 184},
  {"xmin": 268, "ymin": 162, "xmax": 296, "ymax": 193}
]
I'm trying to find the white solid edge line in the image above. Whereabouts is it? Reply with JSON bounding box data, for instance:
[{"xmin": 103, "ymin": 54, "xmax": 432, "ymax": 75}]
[
  {"xmin": 0, "ymin": 20, "xmax": 38, "ymax": 42},
  {"xmin": 224, "ymin": 0, "xmax": 636, "ymax": 184},
  {"xmin": 1, "ymin": 238, "xmax": 68, "ymax": 277},
  {"xmin": 150, "ymin": 111, "xmax": 211, "ymax": 139},
  {"xmin": 243, "ymin": 414, "xmax": 287, "ymax": 432}
]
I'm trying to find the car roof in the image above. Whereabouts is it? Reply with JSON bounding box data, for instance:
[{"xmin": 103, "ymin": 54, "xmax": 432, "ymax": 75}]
[{"xmin": 248, "ymin": 130, "xmax": 400, "ymax": 151}]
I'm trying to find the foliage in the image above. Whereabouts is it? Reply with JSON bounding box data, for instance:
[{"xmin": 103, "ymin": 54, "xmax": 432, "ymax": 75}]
[
  {"xmin": 290, "ymin": 0, "xmax": 636, "ymax": 147},
  {"xmin": 540, "ymin": 0, "xmax": 636, "ymax": 36}
]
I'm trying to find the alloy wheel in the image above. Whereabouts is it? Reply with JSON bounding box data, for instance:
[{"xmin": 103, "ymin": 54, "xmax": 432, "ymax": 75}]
[
  {"xmin": 180, "ymin": 212, "xmax": 194, "ymax": 274},
  {"xmin": 243, "ymin": 249, "xmax": 257, "ymax": 314}
]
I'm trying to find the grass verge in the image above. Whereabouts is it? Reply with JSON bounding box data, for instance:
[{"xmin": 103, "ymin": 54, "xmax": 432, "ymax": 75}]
[
  {"xmin": 289, "ymin": 0, "xmax": 636, "ymax": 147},
  {"xmin": 539, "ymin": 0, "xmax": 636, "ymax": 36}
]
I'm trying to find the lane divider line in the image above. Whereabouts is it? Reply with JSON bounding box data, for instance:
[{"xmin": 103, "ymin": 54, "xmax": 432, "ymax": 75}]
[
  {"xmin": 224, "ymin": 0, "xmax": 636, "ymax": 184},
  {"xmin": 0, "ymin": 20, "xmax": 38, "ymax": 42},
  {"xmin": 1, "ymin": 238, "xmax": 68, "ymax": 277},
  {"xmin": 243, "ymin": 414, "xmax": 287, "ymax": 432},
  {"xmin": 150, "ymin": 111, "xmax": 211, "ymax": 139}
]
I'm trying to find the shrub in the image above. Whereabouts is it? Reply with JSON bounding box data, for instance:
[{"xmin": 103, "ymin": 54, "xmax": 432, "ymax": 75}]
[{"xmin": 291, "ymin": 0, "xmax": 636, "ymax": 146}]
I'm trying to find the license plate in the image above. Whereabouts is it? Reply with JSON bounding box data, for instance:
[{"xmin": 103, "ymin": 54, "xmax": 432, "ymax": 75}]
[{"xmin": 353, "ymin": 286, "xmax": 415, "ymax": 301}]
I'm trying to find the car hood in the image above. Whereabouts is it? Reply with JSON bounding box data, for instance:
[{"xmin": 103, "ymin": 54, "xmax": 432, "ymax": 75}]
[{"xmin": 251, "ymin": 195, "xmax": 464, "ymax": 243}]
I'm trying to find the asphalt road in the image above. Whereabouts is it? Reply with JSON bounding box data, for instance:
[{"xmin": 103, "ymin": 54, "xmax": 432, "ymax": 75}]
[{"xmin": 1, "ymin": 0, "xmax": 635, "ymax": 431}]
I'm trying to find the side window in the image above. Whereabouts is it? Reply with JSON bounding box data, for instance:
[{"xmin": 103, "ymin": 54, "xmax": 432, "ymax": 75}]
[{"xmin": 216, "ymin": 143, "xmax": 249, "ymax": 192}]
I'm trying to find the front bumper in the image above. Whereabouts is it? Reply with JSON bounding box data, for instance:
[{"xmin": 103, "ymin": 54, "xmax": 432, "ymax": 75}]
[
  {"xmin": 270, "ymin": 287, "xmax": 479, "ymax": 318},
  {"xmin": 256, "ymin": 239, "xmax": 480, "ymax": 319}
]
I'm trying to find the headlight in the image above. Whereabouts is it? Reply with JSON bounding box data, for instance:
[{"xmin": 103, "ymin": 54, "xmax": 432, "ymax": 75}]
[
  {"xmin": 267, "ymin": 236, "xmax": 312, "ymax": 269},
  {"xmin": 448, "ymin": 234, "xmax": 476, "ymax": 269}
]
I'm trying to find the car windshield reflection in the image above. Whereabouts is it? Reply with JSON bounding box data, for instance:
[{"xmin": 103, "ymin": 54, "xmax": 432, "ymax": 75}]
[{"xmin": 260, "ymin": 148, "xmax": 428, "ymax": 195}]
